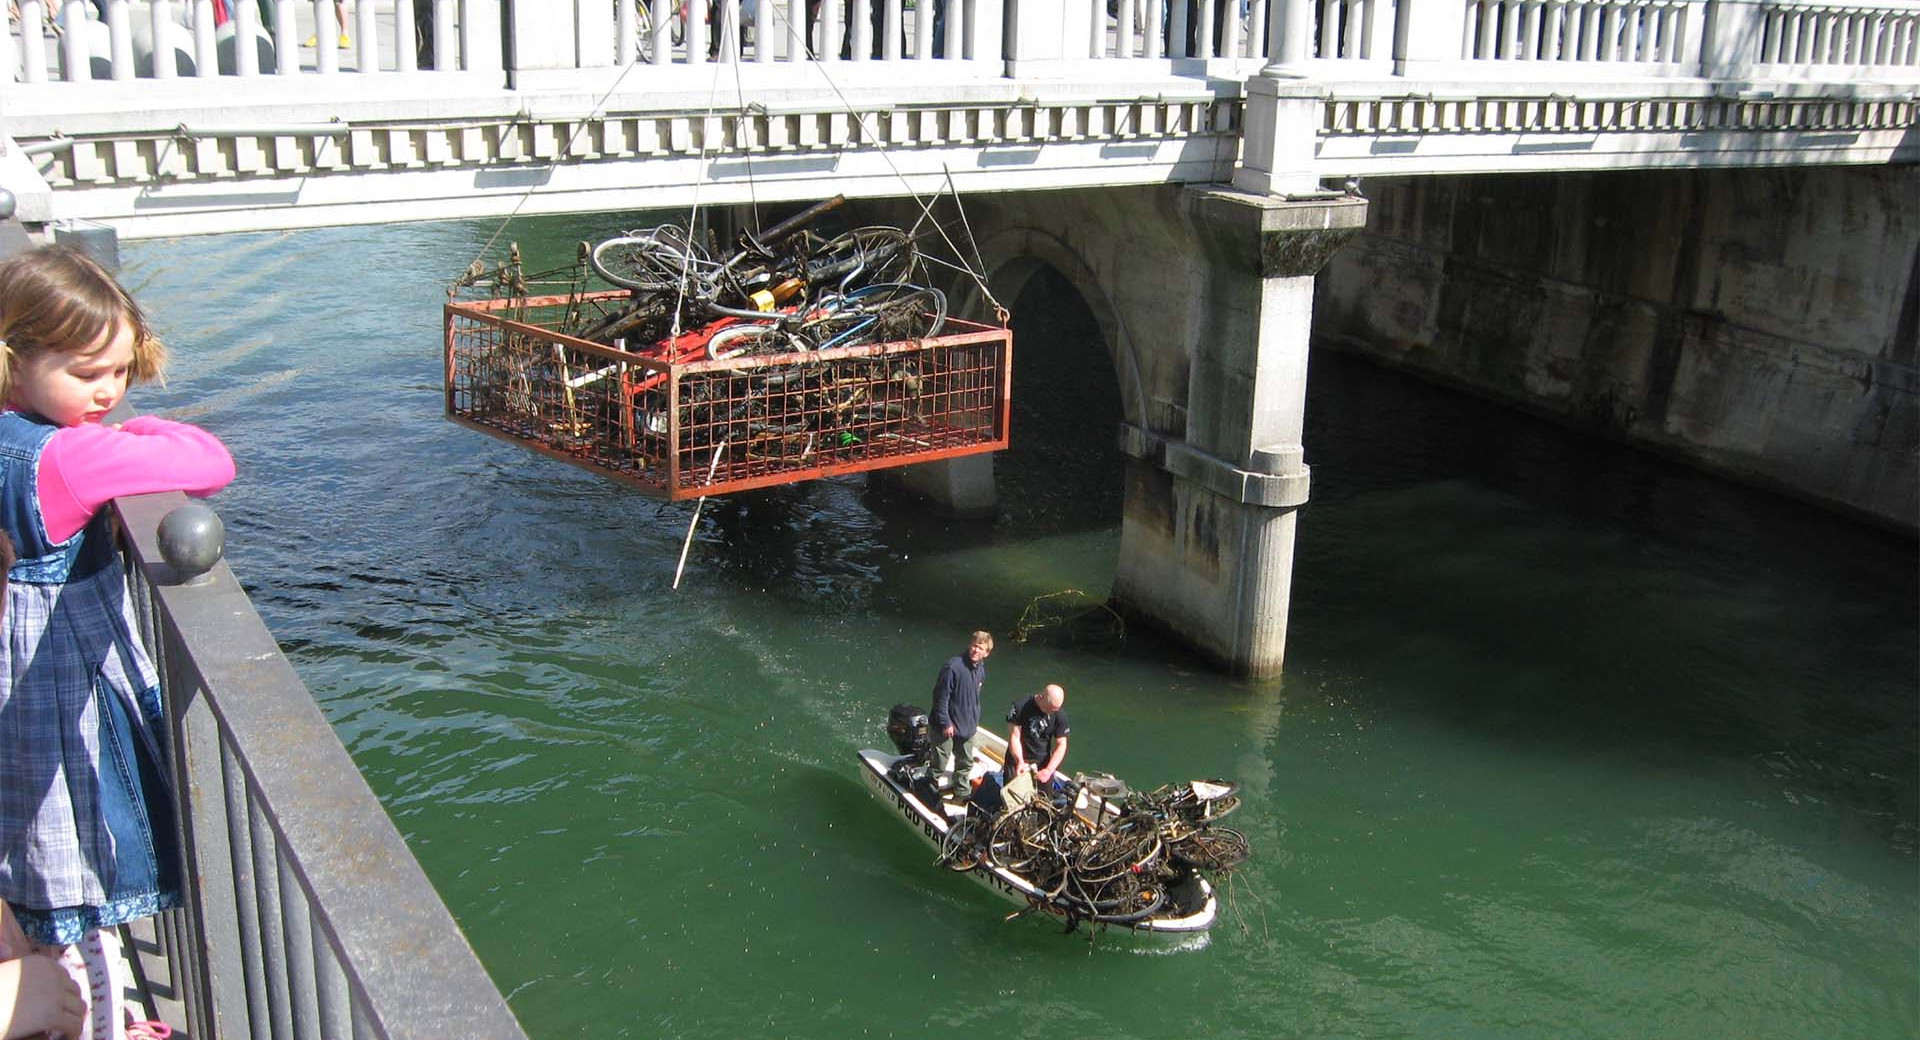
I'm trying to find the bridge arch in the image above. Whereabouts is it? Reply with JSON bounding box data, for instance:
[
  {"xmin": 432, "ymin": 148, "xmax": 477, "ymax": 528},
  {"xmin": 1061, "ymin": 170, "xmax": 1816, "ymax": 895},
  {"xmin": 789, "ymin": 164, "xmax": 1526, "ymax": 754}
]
[{"xmin": 960, "ymin": 225, "xmax": 1151, "ymax": 438}]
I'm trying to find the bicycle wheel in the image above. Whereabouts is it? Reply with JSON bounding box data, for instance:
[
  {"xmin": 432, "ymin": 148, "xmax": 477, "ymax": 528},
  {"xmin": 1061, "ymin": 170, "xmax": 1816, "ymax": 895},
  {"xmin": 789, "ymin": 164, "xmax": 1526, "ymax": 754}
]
[
  {"xmin": 807, "ymin": 226, "xmax": 916, "ymax": 290},
  {"xmin": 590, "ymin": 227, "xmax": 711, "ymax": 293},
  {"xmin": 842, "ymin": 283, "xmax": 947, "ymax": 342},
  {"xmin": 985, "ymin": 805, "xmax": 1052, "ymax": 875}
]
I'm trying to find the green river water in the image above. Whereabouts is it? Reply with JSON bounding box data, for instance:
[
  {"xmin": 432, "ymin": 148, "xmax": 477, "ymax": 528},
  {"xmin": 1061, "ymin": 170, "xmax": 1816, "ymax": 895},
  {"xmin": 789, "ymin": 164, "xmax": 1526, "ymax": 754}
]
[{"xmin": 118, "ymin": 214, "xmax": 1916, "ymax": 1040}]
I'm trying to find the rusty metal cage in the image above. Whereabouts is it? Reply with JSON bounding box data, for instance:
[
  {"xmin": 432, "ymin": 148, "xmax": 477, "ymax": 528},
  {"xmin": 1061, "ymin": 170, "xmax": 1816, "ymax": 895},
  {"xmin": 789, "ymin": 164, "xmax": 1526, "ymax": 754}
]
[{"xmin": 445, "ymin": 291, "xmax": 1011, "ymax": 499}]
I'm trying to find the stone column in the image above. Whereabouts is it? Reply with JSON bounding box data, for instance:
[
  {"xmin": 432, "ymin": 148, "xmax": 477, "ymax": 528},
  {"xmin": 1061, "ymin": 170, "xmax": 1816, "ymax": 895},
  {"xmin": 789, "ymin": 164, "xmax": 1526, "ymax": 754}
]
[{"xmin": 1111, "ymin": 186, "xmax": 1366, "ymax": 677}]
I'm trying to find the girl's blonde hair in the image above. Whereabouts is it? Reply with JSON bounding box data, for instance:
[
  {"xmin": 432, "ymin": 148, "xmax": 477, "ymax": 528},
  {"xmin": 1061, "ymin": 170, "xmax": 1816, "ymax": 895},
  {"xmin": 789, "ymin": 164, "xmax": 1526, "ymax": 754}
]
[{"xmin": 0, "ymin": 245, "xmax": 166, "ymax": 406}]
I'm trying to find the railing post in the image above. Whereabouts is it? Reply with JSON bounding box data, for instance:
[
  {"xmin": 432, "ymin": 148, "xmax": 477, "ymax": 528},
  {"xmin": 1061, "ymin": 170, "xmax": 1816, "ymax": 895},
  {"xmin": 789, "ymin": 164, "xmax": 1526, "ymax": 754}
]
[
  {"xmin": 435, "ymin": 0, "xmax": 460, "ymax": 69},
  {"xmin": 1702, "ymin": 0, "xmax": 1764, "ymax": 78},
  {"xmin": 191, "ymin": 0, "xmax": 218, "ymax": 77},
  {"xmin": 1269, "ymin": 0, "xmax": 1312, "ymax": 67},
  {"xmin": 0, "ymin": 4, "xmax": 17, "ymax": 85},
  {"xmin": 107, "ymin": 0, "xmax": 132, "ymax": 79},
  {"xmin": 20, "ymin": 2, "xmax": 49, "ymax": 83},
  {"xmin": 355, "ymin": 0, "xmax": 378, "ymax": 71},
  {"xmin": 1231, "ymin": 77, "xmax": 1325, "ymax": 194},
  {"xmin": 314, "ymin": 0, "xmax": 339, "ymax": 74},
  {"xmin": 59, "ymin": 0, "xmax": 91, "ymax": 82},
  {"xmin": 1394, "ymin": 0, "xmax": 1476, "ymax": 75},
  {"xmin": 504, "ymin": 0, "xmax": 584, "ymax": 80},
  {"xmin": 1004, "ymin": 0, "xmax": 1092, "ymax": 71},
  {"xmin": 153, "ymin": 0, "xmax": 183, "ymax": 79},
  {"xmin": 464, "ymin": 0, "xmax": 505, "ymax": 75},
  {"xmin": 968, "ymin": 0, "xmax": 1004, "ymax": 65},
  {"xmin": 273, "ymin": 0, "xmax": 297, "ymax": 77}
]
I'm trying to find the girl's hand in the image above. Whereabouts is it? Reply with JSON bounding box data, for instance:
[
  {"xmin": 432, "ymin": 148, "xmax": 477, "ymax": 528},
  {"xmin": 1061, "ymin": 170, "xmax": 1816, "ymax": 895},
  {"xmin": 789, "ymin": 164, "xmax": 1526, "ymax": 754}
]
[{"xmin": 0, "ymin": 953, "xmax": 86, "ymax": 1040}]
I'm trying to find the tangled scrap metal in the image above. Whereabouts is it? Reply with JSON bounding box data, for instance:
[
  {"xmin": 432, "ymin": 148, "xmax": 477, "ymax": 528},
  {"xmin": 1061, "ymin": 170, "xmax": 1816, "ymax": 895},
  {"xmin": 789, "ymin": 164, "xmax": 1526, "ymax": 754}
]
[
  {"xmin": 938, "ymin": 777, "xmax": 1251, "ymax": 932},
  {"xmin": 450, "ymin": 196, "xmax": 955, "ymax": 462}
]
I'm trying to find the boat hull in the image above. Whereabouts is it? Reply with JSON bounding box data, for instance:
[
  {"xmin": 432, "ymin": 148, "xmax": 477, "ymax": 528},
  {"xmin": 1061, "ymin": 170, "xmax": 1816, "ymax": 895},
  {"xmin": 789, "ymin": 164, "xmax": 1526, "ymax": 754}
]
[{"xmin": 856, "ymin": 746, "xmax": 1216, "ymax": 937}]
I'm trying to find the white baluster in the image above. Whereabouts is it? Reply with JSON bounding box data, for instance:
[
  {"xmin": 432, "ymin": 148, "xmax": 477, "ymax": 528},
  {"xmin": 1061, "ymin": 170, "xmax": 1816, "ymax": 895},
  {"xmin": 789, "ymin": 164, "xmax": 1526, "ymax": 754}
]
[
  {"xmin": 651, "ymin": 0, "xmax": 673, "ymax": 64},
  {"xmin": 20, "ymin": 2, "xmax": 47, "ymax": 84},
  {"xmin": 1270, "ymin": 0, "xmax": 1308, "ymax": 65},
  {"xmin": 1169, "ymin": 0, "xmax": 1188, "ymax": 57},
  {"xmin": 107, "ymin": 0, "xmax": 131, "ymax": 79},
  {"xmin": 1343, "ymin": 0, "xmax": 1363, "ymax": 59},
  {"xmin": 1619, "ymin": 0, "xmax": 1639, "ymax": 62},
  {"xmin": 233, "ymin": 0, "xmax": 258, "ymax": 74},
  {"xmin": 434, "ymin": 0, "xmax": 455, "ymax": 69},
  {"xmin": 1195, "ymin": 0, "xmax": 1213, "ymax": 57},
  {"xmin": 314, "ymin": 0, "xmax": 337, "ymax": 74},
  {"xmin": 912, "ymin": 0, "xmax": 930, "ymax": 58},
  {"xmin": 821, "ymin": 0, "xmax": 840, "ymax": 61},
  {"xmin": 190, "ymin": 0, "xmax": 216, "ymax": 76},
  {"xmin": 0, "ymin": 2, "xmax": 16, "ymax": 85},
  {"xmin": 719, "ymin": 0, "xmax": 739, "ymax": 62},
  {"xmin": 59, "ymin": 0, "xmax": 90, "ymax": 82},
  {"xmin": 882, "ymin": 0, "xmax": 899, "ymax": 60},
  {"xmin": 615, "ymin": 0, "xmax": 634, "ymax": 64},
  {"xmin": 1144, "ymin": 0, "xmax": 1164, "ymax": 57},
  {"xmin": 687, "ymin": 0, "xmax": 707, "ymax": 62},
  {"xmin": 768, "ymin": 0, "xmax": 791, "ymax": 61},
  {"xmin": 152, "ymin": 0, "xmax": 175, "ymax": 78},
  {"xmin": 1115, "ymin": 0, "xmax": 1133, "ymax": 56},
  {"xmin": 943, "ymin": 0, "xmax": 961, "ymax": 57},
  {"xmin": 355, "ymin": 0, "xmax": 376, "ymax": 69},
  {"xmin": 1222, "ymin": 0, "xmax": 1242, "ymax": 57},
  {"xmin": 392, "ymin": 0, "xmax": 416, "ymax": 70},
  {"xmin": 273, "ymin": 0, "xmax": 297, "ymax": 75}
]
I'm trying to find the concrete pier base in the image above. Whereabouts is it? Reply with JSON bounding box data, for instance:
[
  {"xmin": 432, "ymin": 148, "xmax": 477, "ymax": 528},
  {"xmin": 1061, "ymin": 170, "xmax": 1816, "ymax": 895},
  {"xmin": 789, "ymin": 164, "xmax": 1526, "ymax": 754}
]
[
  {"xmin": 1110, "ymin": 187, "xmax": 1366, "ymax": 677},
  {"xmin": 869, "ymin": 454, "xmax": 997, "ymax": 518}
]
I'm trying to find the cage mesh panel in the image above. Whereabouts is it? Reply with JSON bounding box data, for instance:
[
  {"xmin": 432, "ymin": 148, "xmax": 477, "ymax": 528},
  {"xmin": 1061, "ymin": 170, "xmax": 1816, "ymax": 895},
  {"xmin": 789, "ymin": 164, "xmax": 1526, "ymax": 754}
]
[{"xmin": 446, "ymin": 294, "xmax": 1009, "ymax": 500}]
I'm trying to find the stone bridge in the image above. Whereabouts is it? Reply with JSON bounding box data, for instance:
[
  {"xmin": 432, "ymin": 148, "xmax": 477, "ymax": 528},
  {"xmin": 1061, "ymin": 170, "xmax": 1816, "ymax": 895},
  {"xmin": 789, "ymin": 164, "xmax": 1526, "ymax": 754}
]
[{"xmin": 3, "ymin": 0, "xmax": 1913, "ymax": 674}]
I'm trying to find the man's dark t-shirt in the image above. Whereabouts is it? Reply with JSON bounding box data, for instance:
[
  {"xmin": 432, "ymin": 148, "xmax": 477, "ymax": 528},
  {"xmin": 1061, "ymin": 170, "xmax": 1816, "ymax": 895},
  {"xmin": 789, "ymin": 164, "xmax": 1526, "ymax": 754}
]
[{"xmin": 1007, "ymin": 696, "xmax": 1070, "ymax": 768}]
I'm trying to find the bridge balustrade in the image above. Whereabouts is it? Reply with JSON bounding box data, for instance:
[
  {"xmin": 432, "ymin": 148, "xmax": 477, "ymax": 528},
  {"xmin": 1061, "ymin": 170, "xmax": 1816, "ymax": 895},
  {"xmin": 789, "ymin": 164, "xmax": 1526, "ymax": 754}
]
[
  {"xmin": 0, "ymin": 0, "xmax": 495, "ymax": 86},
  {"xmin": 3, "ymin": 0, "xmax": 1913, "ymax": 94},
  {"xmin": 113, "ymin": 492, "xmax": 528, "ymax": 1040}
]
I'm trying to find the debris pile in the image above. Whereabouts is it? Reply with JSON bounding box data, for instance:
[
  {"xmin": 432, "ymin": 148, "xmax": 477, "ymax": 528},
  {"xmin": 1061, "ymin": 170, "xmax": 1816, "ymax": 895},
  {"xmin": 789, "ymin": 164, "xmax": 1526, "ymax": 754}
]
[
  {"xmin": 941, "ymin": 775, "xmax": 1251, "ymax": 930},
  {"xmin": 442, "ymin": 197, "xmax": 1012, "ymax": 500}
]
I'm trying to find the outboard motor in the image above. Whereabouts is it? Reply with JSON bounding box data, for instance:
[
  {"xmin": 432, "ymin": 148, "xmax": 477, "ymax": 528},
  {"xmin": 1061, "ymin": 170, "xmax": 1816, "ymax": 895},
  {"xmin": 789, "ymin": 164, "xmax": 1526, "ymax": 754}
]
[{"xmin": 886, "ymin": 703, "xmax": 930, "ymax": 757}]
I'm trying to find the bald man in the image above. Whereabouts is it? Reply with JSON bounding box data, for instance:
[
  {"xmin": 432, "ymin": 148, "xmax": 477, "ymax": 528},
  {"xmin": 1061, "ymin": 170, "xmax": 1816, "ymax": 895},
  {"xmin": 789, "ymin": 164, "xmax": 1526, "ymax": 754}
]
[{"xmin": 1004, "ymin": 684, "xmax": 1071, "ymax": 794}]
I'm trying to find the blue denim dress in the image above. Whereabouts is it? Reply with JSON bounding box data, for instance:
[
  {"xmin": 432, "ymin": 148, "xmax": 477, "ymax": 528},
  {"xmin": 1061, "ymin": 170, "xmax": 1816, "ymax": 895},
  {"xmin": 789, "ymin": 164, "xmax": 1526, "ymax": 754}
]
[{"xmin": 0, "ymin": 411, "xmax": 180, "ymax": 945}]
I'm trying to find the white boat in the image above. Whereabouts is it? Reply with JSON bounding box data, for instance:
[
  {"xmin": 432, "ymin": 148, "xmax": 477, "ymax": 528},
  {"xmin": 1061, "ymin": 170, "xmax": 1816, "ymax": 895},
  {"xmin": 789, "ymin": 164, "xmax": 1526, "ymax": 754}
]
[{"xmin": 856, "ymin": 724, "xmax": 1221, "ymax": 938}]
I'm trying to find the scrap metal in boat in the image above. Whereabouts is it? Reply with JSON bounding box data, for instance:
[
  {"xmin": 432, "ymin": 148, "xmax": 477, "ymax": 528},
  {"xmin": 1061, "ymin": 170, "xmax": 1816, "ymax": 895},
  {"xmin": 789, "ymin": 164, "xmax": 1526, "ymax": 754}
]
[{"xmin": 857, "ymin": 704, "xmax": 1250, "ymax": 938}]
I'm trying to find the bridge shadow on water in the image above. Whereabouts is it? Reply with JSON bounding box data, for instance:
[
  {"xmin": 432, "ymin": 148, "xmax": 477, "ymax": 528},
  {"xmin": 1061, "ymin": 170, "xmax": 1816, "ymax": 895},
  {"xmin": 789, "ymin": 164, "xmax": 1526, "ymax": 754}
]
[{"xmin": 1296, "ymin": 346, "xmax": 1920, "ymax": 854}]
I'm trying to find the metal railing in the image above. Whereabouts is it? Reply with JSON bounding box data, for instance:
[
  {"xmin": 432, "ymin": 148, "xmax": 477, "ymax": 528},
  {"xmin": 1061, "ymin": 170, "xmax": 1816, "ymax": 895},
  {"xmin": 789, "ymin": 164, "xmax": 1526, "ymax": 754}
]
[
  {"xmin": 114, "ymin": 491, "xmax": 528, "ymax": 1040},
  {"xmin": 6, "ymin": 0, "xmax": 1917, "ymax": 90}
]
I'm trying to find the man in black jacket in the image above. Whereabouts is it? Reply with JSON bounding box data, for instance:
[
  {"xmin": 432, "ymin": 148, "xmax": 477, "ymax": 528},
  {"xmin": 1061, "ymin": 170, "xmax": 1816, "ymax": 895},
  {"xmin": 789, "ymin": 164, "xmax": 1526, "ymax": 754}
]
[{"xmin": 928, "ymin": 631, "xmax": 992, "ymax": 799}]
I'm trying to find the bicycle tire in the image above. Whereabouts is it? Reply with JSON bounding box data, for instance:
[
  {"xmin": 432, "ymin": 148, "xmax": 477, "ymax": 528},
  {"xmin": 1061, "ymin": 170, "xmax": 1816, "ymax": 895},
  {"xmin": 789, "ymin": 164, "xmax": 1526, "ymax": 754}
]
[
  {"xmin": 590, "ymin": 228, "xmax": 710, "ymax": 293},
  {"xmin": 807, "ymin": 226, "xmax": 916, "ymax": 290}
]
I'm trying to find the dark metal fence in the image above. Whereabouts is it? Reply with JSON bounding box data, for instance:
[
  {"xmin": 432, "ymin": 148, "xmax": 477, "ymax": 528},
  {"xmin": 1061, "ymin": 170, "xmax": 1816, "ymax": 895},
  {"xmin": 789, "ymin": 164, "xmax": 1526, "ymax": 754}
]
[{"xmin": 114, "ymin": 490, "xmax": 529, "ymax": 1040}]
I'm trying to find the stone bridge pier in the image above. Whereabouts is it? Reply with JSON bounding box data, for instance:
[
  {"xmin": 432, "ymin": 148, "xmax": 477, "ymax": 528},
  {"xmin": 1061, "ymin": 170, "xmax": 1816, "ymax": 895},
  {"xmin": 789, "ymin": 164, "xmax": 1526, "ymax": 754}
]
[{"xmin": 870, "ymin": 184, "xmax": 1367, "ymax": 677}]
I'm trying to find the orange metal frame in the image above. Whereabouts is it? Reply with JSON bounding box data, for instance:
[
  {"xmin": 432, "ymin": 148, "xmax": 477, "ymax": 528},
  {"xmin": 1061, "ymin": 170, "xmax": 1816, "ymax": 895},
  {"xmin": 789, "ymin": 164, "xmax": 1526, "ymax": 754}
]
[{"xmin": 444, "ymin": 291, "xmax": 1013, "ymax": 501}]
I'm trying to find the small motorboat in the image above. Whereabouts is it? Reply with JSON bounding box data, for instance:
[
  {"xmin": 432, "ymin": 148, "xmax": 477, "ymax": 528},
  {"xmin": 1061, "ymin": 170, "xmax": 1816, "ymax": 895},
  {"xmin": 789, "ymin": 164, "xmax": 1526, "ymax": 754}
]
[{"xmin": 857, "ymin": 705, "xmax": 1249, "ymax": 938}]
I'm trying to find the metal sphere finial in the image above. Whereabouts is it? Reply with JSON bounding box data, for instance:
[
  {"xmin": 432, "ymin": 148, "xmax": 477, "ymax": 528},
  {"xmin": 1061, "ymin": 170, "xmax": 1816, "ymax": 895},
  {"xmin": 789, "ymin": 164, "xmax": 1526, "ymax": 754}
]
[
  {"xmin": 157, "ymin": 503, "xmax": 224, "ymax": 585},
  {"xmin": 0, "ymin": 189, "xmax": 16, "ymax": 221}
]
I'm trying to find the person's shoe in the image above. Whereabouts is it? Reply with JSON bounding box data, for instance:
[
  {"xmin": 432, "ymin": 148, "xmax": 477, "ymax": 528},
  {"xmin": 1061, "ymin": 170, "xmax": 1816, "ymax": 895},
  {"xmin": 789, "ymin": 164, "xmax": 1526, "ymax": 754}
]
[
  {"xmin": 338, "ymin": 32, "xmax": 350, "ymax": 47},
  {"xmin": 302, "ymin": 33, "xmax": 317, "ymax": 46}
]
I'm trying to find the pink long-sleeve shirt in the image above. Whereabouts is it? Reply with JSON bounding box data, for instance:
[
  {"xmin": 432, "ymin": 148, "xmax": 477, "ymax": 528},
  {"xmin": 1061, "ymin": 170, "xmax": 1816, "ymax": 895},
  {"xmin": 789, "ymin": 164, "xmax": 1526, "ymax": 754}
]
[{"xmin": 39, "ymin": 415, "xmax": 236, "ymax": 542}]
